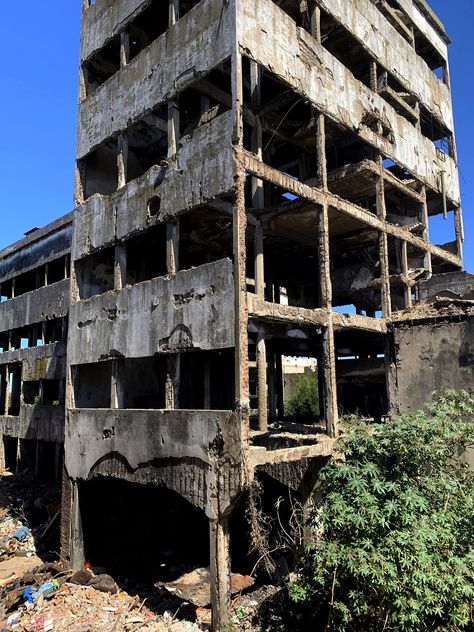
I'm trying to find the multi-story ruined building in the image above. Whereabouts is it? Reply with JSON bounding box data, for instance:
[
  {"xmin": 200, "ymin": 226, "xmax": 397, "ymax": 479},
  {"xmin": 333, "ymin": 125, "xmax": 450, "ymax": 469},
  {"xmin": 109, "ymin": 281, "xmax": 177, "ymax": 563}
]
[
  {"xmin": 0, "ymin": 215, "xmax": 72, "ymax": 482},
  {"xmin": 0, "ymin": 0, "xmax": 471, "ymax": 629}
]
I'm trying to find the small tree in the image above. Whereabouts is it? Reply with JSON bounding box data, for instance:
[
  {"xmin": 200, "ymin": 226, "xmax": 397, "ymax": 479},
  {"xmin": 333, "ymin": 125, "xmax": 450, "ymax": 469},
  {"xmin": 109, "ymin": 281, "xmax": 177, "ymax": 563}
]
[
  {"xmin": 290, "ymin": 391, "xmax": 474, "ymax": 631},
  {"xmin": 285, "ymin": 372, "xmax": 319, "ymax": 418}
]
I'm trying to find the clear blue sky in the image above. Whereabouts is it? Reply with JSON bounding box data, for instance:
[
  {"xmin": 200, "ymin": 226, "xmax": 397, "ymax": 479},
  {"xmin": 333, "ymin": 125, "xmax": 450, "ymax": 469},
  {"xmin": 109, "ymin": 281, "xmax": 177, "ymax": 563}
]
[{"xmin": 0, "ymin": 1, "xmax": 472, "ymax": 269}]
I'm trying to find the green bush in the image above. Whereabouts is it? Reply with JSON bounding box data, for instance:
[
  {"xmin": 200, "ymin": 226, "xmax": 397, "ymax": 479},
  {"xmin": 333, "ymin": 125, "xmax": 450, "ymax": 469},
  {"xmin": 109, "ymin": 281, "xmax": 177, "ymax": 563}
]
[
  {"xmin": 285, "ymin": 372, "xmax": 319, "ymax": 418},
  {"xmin": 290, "ymin": 390, "xmax": 474, "ymax": 631}
]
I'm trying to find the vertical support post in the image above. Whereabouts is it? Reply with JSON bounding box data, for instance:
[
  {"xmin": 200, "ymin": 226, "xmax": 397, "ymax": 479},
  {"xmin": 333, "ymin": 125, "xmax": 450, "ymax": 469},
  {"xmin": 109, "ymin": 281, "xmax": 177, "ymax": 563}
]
[
  {"xmin": 110, "ymin": 360, "xmax": 123, "ymax": 409},
  {"xmin": 0, "ymin": 367, "xmax": 9, "ymax": 416},
  {"xmin": 401, "ymin": 240, "xmax": 412, "ymax": 310},
  {"xmin": 257, "ymin": 331, "xmax": 268, "ymax": 432},
  {"xmin": 310, "ymin": 4, "xmax": 321, "ymax": 42},
  {"xmin": 117, "ymin": 133, "xmax": 128, "ymax": 189},
  {"xmin": 210, "ymin": 516, "xmax": 231, "ymax": 632},
  {"xmin": 165, "ymin": 355, "xmax": 180, "ymax": 409},
  {"xmin": 254, "ymin": 220, "xmax": 265, "ymax": 299},
  {"xmin": 376, "ymin": 156, "xmax": 391, "ymax": 317},
  {"xmin": 420, "ymin": 185, "xmax": 433, "ymax": 278},
  {"xmin": 454, "ymin": 207, "xmax": 464, "ymax": 261},
  {"xmin": 70, "ymin": 481, "xmax": 85, "ymax": 570},
  {"xmin": 275, "ymin": 351, "xmax": 284, "ymax": 419},
  {"xmin": 317, "ymin": 111, "xmax": 338, "ymax": 437},
  {"xmin": 74, "ymin": 161, "xmax": 86, "ymax": 205},
  {"xmin": 166, "ymin": 221, "xmax": 180, "ymax": 275},
  {"xmin": 440, "ymin": 171, "xmax": 448, "ymax": 220},
  {"xmin": 370, "ymin": 60, "xmax": 378, "ymax": 93},
  {"xmin": 168, "ymin": 99, "xmax": 180, "ymax": 157},
  {"xmin": 268, "ymin": 349, "xmax": 277, "ymax": 420},
  {"xmin": 120, "ymin": 31, "xmax": 129, "ymax": 68},
  {"xmin": 114, "ymin": 244, "xmax": 127, "ymax": 291},
  {"xmin": 169, "ymin": 0, "xmax": 179, "ymax": 26},
  {"xmin": 11, "ymin": 278, "xmax": 15, "ymax": 299}
]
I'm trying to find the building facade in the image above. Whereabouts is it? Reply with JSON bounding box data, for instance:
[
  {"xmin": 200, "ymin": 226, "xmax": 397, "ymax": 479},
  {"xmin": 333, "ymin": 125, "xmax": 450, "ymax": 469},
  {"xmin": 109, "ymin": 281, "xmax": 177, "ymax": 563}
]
[{"xmin": 0, "ymin": 1, "xmax": 469, "ymax": 629}]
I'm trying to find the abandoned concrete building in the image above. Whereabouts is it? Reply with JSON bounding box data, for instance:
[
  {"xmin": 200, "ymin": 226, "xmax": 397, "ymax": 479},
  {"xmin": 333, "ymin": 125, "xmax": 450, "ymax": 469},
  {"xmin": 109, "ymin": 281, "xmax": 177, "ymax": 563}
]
[{"xmin": 0, "ymin": 0, "xmax": 472, "ymax": 628}]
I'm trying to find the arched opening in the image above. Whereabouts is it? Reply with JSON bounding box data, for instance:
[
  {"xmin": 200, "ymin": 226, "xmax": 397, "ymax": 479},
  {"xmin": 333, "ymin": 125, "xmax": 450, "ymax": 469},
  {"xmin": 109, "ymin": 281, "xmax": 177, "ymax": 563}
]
[{"xmin": 79, "ymin": 478, "xmax": 209, "ymax": 587}]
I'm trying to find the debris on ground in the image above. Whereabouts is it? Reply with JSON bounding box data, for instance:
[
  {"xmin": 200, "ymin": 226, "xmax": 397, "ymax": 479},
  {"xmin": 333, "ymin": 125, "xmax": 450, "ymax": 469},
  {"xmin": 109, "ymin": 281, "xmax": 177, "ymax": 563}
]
[{"xmin": 156, "ymin": 567, "xmax": 255, "ymax": 608}]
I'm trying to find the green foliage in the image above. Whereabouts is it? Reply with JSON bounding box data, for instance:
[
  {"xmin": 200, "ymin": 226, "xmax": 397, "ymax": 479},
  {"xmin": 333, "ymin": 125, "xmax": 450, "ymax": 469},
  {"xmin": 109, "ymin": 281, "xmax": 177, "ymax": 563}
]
[
  {"xmin": 290, "ymin": 390, "xmax": 474, "ymax": 631},
  {"xmin": 285, "ymin": 372, "xmax": 319, "ymax": 418}
]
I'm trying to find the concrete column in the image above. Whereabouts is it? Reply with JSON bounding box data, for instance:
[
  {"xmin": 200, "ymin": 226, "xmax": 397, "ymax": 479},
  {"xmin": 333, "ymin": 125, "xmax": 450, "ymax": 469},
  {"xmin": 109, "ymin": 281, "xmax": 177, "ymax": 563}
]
[
  {"xmin": 120, "ymin": 31, "xmax": 129, "ymax": 68},
  {"xmin": 316, "ymin": 113, "xmax": 327, "ymax": 190},
  {"xmin": 275, "ymin": 351, "xmax": 284, "ymax": 419},
  {"xmin": 44, "ymin": 263, "xmax": 49, "ymax": 287},
  {"xmin": 110, "ymin": 360, "xmax": 123, "ymax": 409},
  {"xmin": 455, "ymin": 208, "xmax": 464, "ymax": 261},
  {"xmin": 254, "ymin": 220, "xmax": 265, "ymax": 299},
  {"xmin": 310, "ymin": 5, "xmax": 321, "ymax": 42},
  {"xmin": 209, "ymin": 516, "xmax": 231, "ymax": 632},
  {"xmin": 11, "ymin": 278, "xmax": 15, "ymax": 299},
  {"xmin": 168, "ymin": 99, "xmax": 180, "ymax": 157},
  {"xmin": 257, "ymin": 331, "xmax": 268, "ymax": 432},
  {"xmin": 420, "ymin": 185, "xmax": 432, "ymax": 277},
  {"xmin": 166, "ymin": 221, "xmax": 180, "ymax": 275},
  {"xmin": 117, "ymin": 133, "xmax": 128, "ymax": 189},
  {"xmin": 70, "ymin": 481, "xmax": 85, "ymax": 570},
  {"xmin": 268, "ymin": 349, "xmax": 277, "ymax": 421},
  {"xmin": 0, "ymin": 368, "xmax": 8, "ymax": 416},
  {"xmin": 165, "ymin": 355, "xmax": 180, "ymax": 409},
  {"xmin": 376, "ymin": 157, "xmax": 391, "ymax": 317},
  {"xmin": 321, "ymin": 321, "xmax": 338, "ymax": 438},
  {"xmin": 401, "ymin": 240, "xmax": 412, "ymax": 309},
  {"xmin": 114, "ymin": 244, "xmax": 127, "ymax": 291},
  {"xmin": 169, "ymin": 0, "xmax": 179, "ymax": 26}
]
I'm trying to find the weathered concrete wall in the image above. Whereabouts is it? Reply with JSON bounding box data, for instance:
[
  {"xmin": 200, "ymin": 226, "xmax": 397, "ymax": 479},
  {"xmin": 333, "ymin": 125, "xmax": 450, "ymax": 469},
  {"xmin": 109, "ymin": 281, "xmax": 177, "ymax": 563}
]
[
  {"xmin": 0, "ymin": 280, "xmax": 69, "ymax": 332},
  {"xmin": 0, "ymin": 405, "xmax": 65, "ymax": 443},
  {"xmin": 0, "ymin": 224, "xmax": 72, "ymax": 284},
  {"xmin": 419, "ymin": 271, "xmax": 474, "ymax": 301},
  {"xmin": 315, "ymin": 0, "xmax": 452, "ymax": 128},
  {"xmin": 394, "ymin": 0, "xmax": 449, "ymax": 56},
  {"xmin": 0, "ymin": 343, "xmax": 67, "ymax": 381},
  {"xmin": 391, "ymin": 317, "xmax": 474, "ymax": 412},
  {"xmin": 238, "ymin": 0, "xmax": 460, "ymax": 204},
  {"xmin": 68, "ymin": 258, "xmax": 235, "ymax": 365},
  {"xmin": 77, "ymin": 0, "xmax": 233, "ymax": 158},
  {"xmin": 66, "ymin": 408, "xmax": 241, "ymax": 516},
  {"xmin": 80, "ymin": 0, "xmax": 152, "ymax": 62},
  {"xmin": 73, "ymin": 113, "xmax": 235, "ymax": 255},
  {"xmin": 0, "ymin": 213, "xmax": 73, "ymax": 274}
]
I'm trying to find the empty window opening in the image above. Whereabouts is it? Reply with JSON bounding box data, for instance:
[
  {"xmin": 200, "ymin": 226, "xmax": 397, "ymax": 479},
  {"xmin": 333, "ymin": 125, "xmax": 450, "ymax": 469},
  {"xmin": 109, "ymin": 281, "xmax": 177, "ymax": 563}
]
[
  {"xmin": 420, "ymin": 106, "xmax": 453, "ymax": 157},
  {"xmin": 14, "ymin": 269, "xmax": 38, "ymax": 297},
  {"xmin": 248, "ymin": 328, "xmax": 324, "ymax": 431},
  {"xmin": 8, "ymin": 366, "xmax": 21, "ymax": 416},
  {"xmin": 76, "ymin": 246, "xmax": 115, "ymax": 300},
  {"xmin": 319, "ymin": 9, "xmax": 373, "ymax": 88},
  {"xmin": 127, "ymin": 107, "xmax": 168, "ymax": 182},
  {"xmin": 80, "ymin": 479, "xmax": 209, "ymax": 591},
  {"xmin": 42, "ymin": 379, "xmax": 62, "ymax": 406},
  {"xmin": 122, "ymin": 357, "xmax": 166, "ymax": 409},
  {"xmin": 246, "ymin": 205, "xmax": 320, "ymax": 309},
  {"xmin": 126, "ymin": 224, "xmax": 167, "ymax": 285},
  {"xmin": 128, "ymin": 2, "xmax": 168, "ymax": 61},
  {"xmin": 3, "ymin": 436, "xmax": 18, "ymax": 472},
  {"xmin": 82, "ymin": 34, "xmax": 121, "ymax": 97},
  {"xmin": 414, "ymin": 30, "xmax": 446, "ymax": 79},
  {"xmin": 44, "ymin": 318, "xmax": 66, "ymax": 345},
  {"xmin": 336, "ymin": 330, "xmax": 388, "ymax": 422},
  {"xmin": 80, "ymin": 139, "xmax": 118, "ymax": 200},
  {"xmin": 179, "ymin": 61, "xmax": 232, "ymax": 139},
  {"xmin": 18, "ymin": 439, "xmax": 35, "ymax": 474},
  {"xmin": 23, "ymin": 381, "xmax": 41, "ymax": 405},
  {"xmin": 178, "ymin": 350, "xmax": 234, "ymax": 410},
  {"xmin": 36, "ymin": 441, "xmax": 58, "ymax": 483},
  {"xmin": 330, "ymin": 209, "xmax": 383, "ymax": 316},
  {"xmin": 242, "ymin": 60, "xmax": 317, "ymax": 181},
  {"xmin": 73, "ymin": 362, "xmax": 112, "ymax": 409},
  {"xmin": 429, "ymin": 212, "xmax": 456, "ymax": 250},
  {"xmin": 48, "ymin": 256, "xmax": 69, "ymax": 284},
  {"xmin": 179, "ymin": 205, "xmax": 233, "ymax": 272}
]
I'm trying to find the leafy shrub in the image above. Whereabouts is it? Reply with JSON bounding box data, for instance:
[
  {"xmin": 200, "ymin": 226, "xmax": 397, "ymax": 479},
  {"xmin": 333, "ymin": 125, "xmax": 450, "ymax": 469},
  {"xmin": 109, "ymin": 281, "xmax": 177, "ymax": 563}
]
[
  {"xmin": 290, "ymin": 390, "xmax": 474, "ymax": 631},
  {"xmin": 285, "ymin": 372, "xmax": 319, "ymax": 418}
]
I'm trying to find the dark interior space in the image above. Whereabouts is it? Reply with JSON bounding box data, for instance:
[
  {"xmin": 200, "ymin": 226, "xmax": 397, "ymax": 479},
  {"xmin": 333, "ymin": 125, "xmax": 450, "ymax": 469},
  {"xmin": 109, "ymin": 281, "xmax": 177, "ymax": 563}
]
[
  {"xmin": 126, "ymin": 224, "xmax": 167, "ymax": 285},
  {"xmin": 80, "ymin": 478, "xmax": 210, "ymax": 582},
  {"xmin": 3, "ymin": 436, "xmax": 18, "ymax": 472}
]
